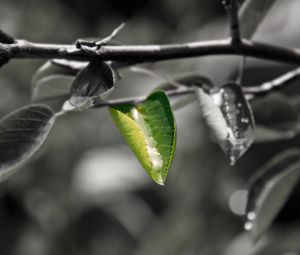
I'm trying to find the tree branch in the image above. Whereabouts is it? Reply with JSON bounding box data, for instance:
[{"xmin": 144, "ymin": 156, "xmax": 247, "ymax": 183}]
[{"xmin": 2, "ymin": 38, "xmax": 300, "ymax": 65}]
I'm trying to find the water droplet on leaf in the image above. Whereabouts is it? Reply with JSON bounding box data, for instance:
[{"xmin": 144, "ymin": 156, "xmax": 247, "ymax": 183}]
[
  {"xmin": 244, "ymin": 221, "xmax": 253, "ymax": 231},
  {"xmin": 247, "ymin": 212, "xmax": 256, "ymax": 220},
  {"xmin": 195, "ymin": 83, "xmax": 255, "ymax": 165}
]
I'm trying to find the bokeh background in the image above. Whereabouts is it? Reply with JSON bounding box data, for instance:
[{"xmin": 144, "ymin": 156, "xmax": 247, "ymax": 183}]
[{"xmin": 0, "ymin": 0, "xmax": 300, "ymax": 254}]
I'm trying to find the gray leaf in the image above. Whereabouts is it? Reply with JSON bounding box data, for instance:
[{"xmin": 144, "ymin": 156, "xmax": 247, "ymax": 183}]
[
  {"xmin": 66, "ymin": 60, "xmax": 116, "ymax": 111},
  {"xmin": 252, "ymin": 93, "xmax": 300, "ymax": 143},
  {"xmin": 0, "ymin": 105, "xmax": 56, "ymax": 181},
  {"xmin": 239, "ymin": 0, "xmax": 277, "ymax": 39},
  {"xmin": 195, "ymin": 83, "xmax": 255, "ymax": 165},
  {"xmin": 32, "ymin": 75, "xmax": 75, "ymax": 102},
  {"xmin": 32, "ymin": 60, "xmax": 79, "ymax": 102},
  {"xmin": 245, "ymin": 149, "xmax": 300, "ymax": 241}
]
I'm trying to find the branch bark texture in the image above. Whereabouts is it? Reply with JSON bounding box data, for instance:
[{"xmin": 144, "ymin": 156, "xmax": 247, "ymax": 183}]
[{"xmin": 1, "ymin": 38, "xmax": 300, "ymax": 65}]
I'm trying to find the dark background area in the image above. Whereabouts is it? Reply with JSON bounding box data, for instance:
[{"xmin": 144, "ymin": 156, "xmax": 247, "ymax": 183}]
[{"xmin": 1, "ymin": 0, "xmax": 300, "ymax": 254}]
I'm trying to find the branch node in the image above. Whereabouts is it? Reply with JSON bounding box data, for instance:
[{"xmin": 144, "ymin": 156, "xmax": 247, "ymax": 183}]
[
  {"xmin": 75, "ymin": 23, "xmax": 125, "ymax": 57},
  {"xmin": 95, "ymin": 23, "xmax": 125, "ymax": 48}
]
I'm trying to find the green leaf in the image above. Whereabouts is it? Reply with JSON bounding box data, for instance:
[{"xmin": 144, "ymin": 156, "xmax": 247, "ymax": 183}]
[
  {"xmin": 245, "ymin": 149, "xmax": 300, "ymax": 241},
  {"xmin": 110, "ymin": 91, "xmax": 176, "ymax": 185}
]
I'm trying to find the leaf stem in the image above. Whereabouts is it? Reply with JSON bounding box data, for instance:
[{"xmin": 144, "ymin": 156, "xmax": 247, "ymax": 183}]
[
  {"xmin": 94, "ymin": 66, "xmax": 300, "ymax": 109},
  {"xmin": 244, "ymin": 67, "xmax": 300, "ymax": 94},
  {"xmin": 93, "ymin": 87, "xmax": 195, "ymax": 108}
]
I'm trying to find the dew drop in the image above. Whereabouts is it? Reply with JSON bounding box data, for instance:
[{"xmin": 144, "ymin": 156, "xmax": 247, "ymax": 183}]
[
  {"xmin": 247, "ymin": 212, "xmax": 256, "ymax": 221},
  {"xmin": 241, "ymin": 118, "xmax": 249, "ymax": 124},
  {"xmin": 244, "ymin": 221, "xmax": 253, "ymax": 231}
]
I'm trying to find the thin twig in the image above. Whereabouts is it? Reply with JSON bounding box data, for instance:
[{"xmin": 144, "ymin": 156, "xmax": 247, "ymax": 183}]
[
  {"xmin": 57, "ymin": 66, "xmax": 300, "ymax": 111},
  {"xmin": 96, "ymin": 23, "xmax": 126, "ymax": 47},
  {"xmin": 93, "ymin": 66, "xmax": 300, "ymax": 109},
  {"xmin": 94, "ymin": 87, "xmax": 194, "ymax": 108},
  {"xmin": 243, "ymin": 67, "xmax": 300, "ymax": 94}
]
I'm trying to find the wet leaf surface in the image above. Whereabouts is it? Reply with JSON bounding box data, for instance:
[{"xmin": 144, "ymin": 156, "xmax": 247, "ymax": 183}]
[
  {"xmin": 195, "ymin": 83, "xmax": 255, "ymax": 165},
  {"xmin": 110, "ymin": 91, "xmax": 176, "ymax": 185}
]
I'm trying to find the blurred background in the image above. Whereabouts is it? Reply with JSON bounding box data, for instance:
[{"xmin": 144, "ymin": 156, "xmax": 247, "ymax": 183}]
[{"xmin": 0, "ymin": 0, "xmax": 300, "ymax": 254}]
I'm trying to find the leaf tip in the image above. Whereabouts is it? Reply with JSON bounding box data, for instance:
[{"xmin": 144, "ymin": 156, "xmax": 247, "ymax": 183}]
[
  {"xmin": 153, "ymin": 174, "xmax": 165, "ymax": 186},
  {"xmin": 244, "ymin": 220, "xmax": 261, "ymax": 243},
  {"xmin": 228, "ymin": 155, "xmax": 237, "ymax": 166}
]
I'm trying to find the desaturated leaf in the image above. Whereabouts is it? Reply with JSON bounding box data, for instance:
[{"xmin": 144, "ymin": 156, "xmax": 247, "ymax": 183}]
[
  {"xmin": 195, "ymin": 83, "xmax": 255, "ymax": 165},
  {"xmin": 171, "ymin": 94, "xmax": 196, "ymax": 111},
  {"xmin": 252, "ymin": 93, "xmax": 300, "ymax": 143},
  {"xmin": 65, "ymin": 60, "xmax": 116, "ymax": 111},
  {"xmin": 51, "ymin": 59, "xmax": 88, "ymax": 71},
  {"xmin": 252, "ymin": 93, "xmax": 299, "ymax": 131},
  {"xmin": 32, "ymin": 75, "xmax": 75, "ymax": 102},
  {"xmin": 110, "ymin": 91, "xmax": 176, "ymax": 185},
  {"xmin": 245, "ymin": 149, "xmax": 300, "ymax": 241},
  {"xmin": 31, "ymin": 60, "xmax": 78, "ymax": 102},
  {"xmin": 0, "ymin": 105, "xmax": 56, "ymax": 181},
  {"xmin": 254, "ymin": 126, "xmax": 298, "ymax": 143},
  {"xmin": 239, "ymin": 0, "xmax": 277, "ymax": 38}
]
